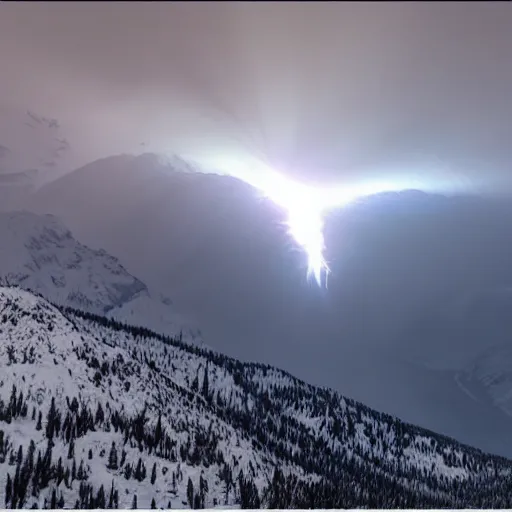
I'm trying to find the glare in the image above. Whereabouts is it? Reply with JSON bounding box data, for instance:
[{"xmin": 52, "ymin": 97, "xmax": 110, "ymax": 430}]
[
  {"xmin": 241, "ymin": 171, "xmax": 410, "ymax": 287},
  {"xmin": 197, "ymin": 155, "xmax": 427, "ymax": 287},
  {"xmin": 256, "ymin": 174, "xmax": 332, "ymax": 285}
]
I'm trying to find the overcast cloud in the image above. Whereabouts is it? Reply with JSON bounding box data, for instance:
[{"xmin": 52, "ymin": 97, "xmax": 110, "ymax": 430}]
[{"xmin": 2, "ymin": 2, "xmax": 512, "ymax": 191}]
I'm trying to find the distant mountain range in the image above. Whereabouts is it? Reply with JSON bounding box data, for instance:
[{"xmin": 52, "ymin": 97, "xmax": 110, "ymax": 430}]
[
  {"xmin": 13, "ymin": 151, "xmax": 512, "ymax": 458},
  {"xmin": 0, "ymin": 149, "xmax": 512, "ymax": 508}
]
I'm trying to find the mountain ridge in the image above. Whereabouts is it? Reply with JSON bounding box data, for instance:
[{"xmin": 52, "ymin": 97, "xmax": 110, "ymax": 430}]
[
  {"xmin": 0, "ymin": 210, "xmax": 204, "ymax": 345},
  {"xmin": 26, "ymin": 153, "xmax": 512, "ymax": 457},
  {"xmin": 1, "ymin": 285, "xmax": 512, "ymax": 509}
]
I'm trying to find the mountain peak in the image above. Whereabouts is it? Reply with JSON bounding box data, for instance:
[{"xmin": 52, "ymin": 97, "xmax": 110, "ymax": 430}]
[
  {"xmin": 0, "ymin": 211, "xmax": 203, "ymax": 344},
  {"xmin": 0, "ymin": 210, "xmax": 147, "ymax": 314}
]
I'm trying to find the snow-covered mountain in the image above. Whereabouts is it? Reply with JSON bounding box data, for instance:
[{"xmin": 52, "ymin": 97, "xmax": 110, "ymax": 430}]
[
  {"xmin": 457, "ymin": 341, "xmax": 512, "ymax": 419},
  {"xmin": 0, "ymin": 211, "xmax": 203, "ymax": 344},
  {"xmin": 457, "ymin": 345, "xmax": 512, "ymax": 416},
  {"xmin": 426, "ymin": 288, "xmax": 512, "ymax": 419},
  {"xmin": 26, "ymin": 153, "xmax": 512, "ymax": 456},
  {"xmin": 2, "ymin": 285, "xmax": 512, "ymax": 509}
]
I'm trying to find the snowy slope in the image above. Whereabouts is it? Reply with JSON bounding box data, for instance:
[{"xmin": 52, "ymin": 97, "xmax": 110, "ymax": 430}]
[
  {"xmin": 0, "ymin": 287, "xmax": 274, "ymax": 509},
  {"xmin": 449, "ymin": 288, "xmax": 512, "ymax": 418},
  {"xmin": 458, "ymin": 345, "xmax": 512, "ymax": 417},
  {"xmin": 1, "ymin": 286, "xmax": 512, "ymax": 508},
  {"xmin": 0, "ymin": 211, "xmax": 203, "ymax": 344}
]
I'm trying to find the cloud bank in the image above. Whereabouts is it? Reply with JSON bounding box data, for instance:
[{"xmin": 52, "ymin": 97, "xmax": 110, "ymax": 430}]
[{"xmin": 1, "ymin": 2, "xmax": 512, "ymax": 192}]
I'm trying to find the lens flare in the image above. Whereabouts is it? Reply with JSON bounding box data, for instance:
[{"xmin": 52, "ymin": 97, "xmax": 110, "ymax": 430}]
[
  {"xmin": 245, "ymin": 172, "xmax": 422, "ymax": 287},
  {"xmin": 234, "ymin": 172, "xmax": 335, "ymax": 286},
  {"xmin": 251, "ymin": 174, "xmax": 330, "ymax": 285},
  {"xmin": 195, "ymin": 155, "xmax": 432, "ymax": 287},
  {"xmin": 287, "ymin": 205, "xmax": 328, "ymax": 285}
]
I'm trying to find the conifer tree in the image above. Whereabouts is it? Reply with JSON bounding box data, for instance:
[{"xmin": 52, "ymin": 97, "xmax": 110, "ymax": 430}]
[
  {"xmin": 67, "ymin": 437, "xmax": 75, "ymax": 460},
  {"xmin": 202, "ymin": 365, "xmax": 209, "ymax": 400},
  {"xmin": 154, "ymin": 413, "xmax": 162, "ymax": 450},
  {"xmin": 151, "ymin": 462, "xmax": 157, "ymax": 485},
  {"xmin": 96, "ymin": 484, "xmax": 106, "ymax": 509},
  {"xmin": 107, "ymin": 442, "xmax": 118, "ymax": 470},
  {"xmin": 199, "ymin": 474, "xmax": 208, "ymax": 508},
  {"xmin": 187, "ymin": 478, "xmax": 194, "ymax": 509},
  {"xmin": 108, "ymin": 480, "xmax": 115, "ymax": 509},
  {"xmin": 45, "ymin": 398, "xmax": 57, "ymax": 440},
  {"xmin": 5, "ymin": 473, "xmax": 12, "ymax": 506}
]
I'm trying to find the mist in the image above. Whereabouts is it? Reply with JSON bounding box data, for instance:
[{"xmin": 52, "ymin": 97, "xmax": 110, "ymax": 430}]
[{"xmin": 2, "ymin": 2, "xmax": 512, "ymax": 193}]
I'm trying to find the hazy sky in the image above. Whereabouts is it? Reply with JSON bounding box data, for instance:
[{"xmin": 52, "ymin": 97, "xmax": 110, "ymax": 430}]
[
  {"xmin": 5, "ymin": 1, "xmax": 512, "ymax": 456},
  {"xmin": 2, "ymin": 1, "xmax": 512, "ymax": 192}
]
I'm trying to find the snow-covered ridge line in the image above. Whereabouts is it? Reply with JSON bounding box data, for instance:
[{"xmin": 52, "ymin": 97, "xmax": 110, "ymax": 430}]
[{"xmin": 1, "ymin": 286, "xmax": 512, "ymax": 508}]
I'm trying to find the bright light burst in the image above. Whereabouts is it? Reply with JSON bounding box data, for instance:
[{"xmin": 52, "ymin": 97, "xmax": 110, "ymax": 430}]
[
  {"xmin": 244, "ymin": 171, "xmax": 411, "ymax": 287},
  {"xmin": 199, "ymin": 156, "xmax": 426, "ymax": 287}
]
